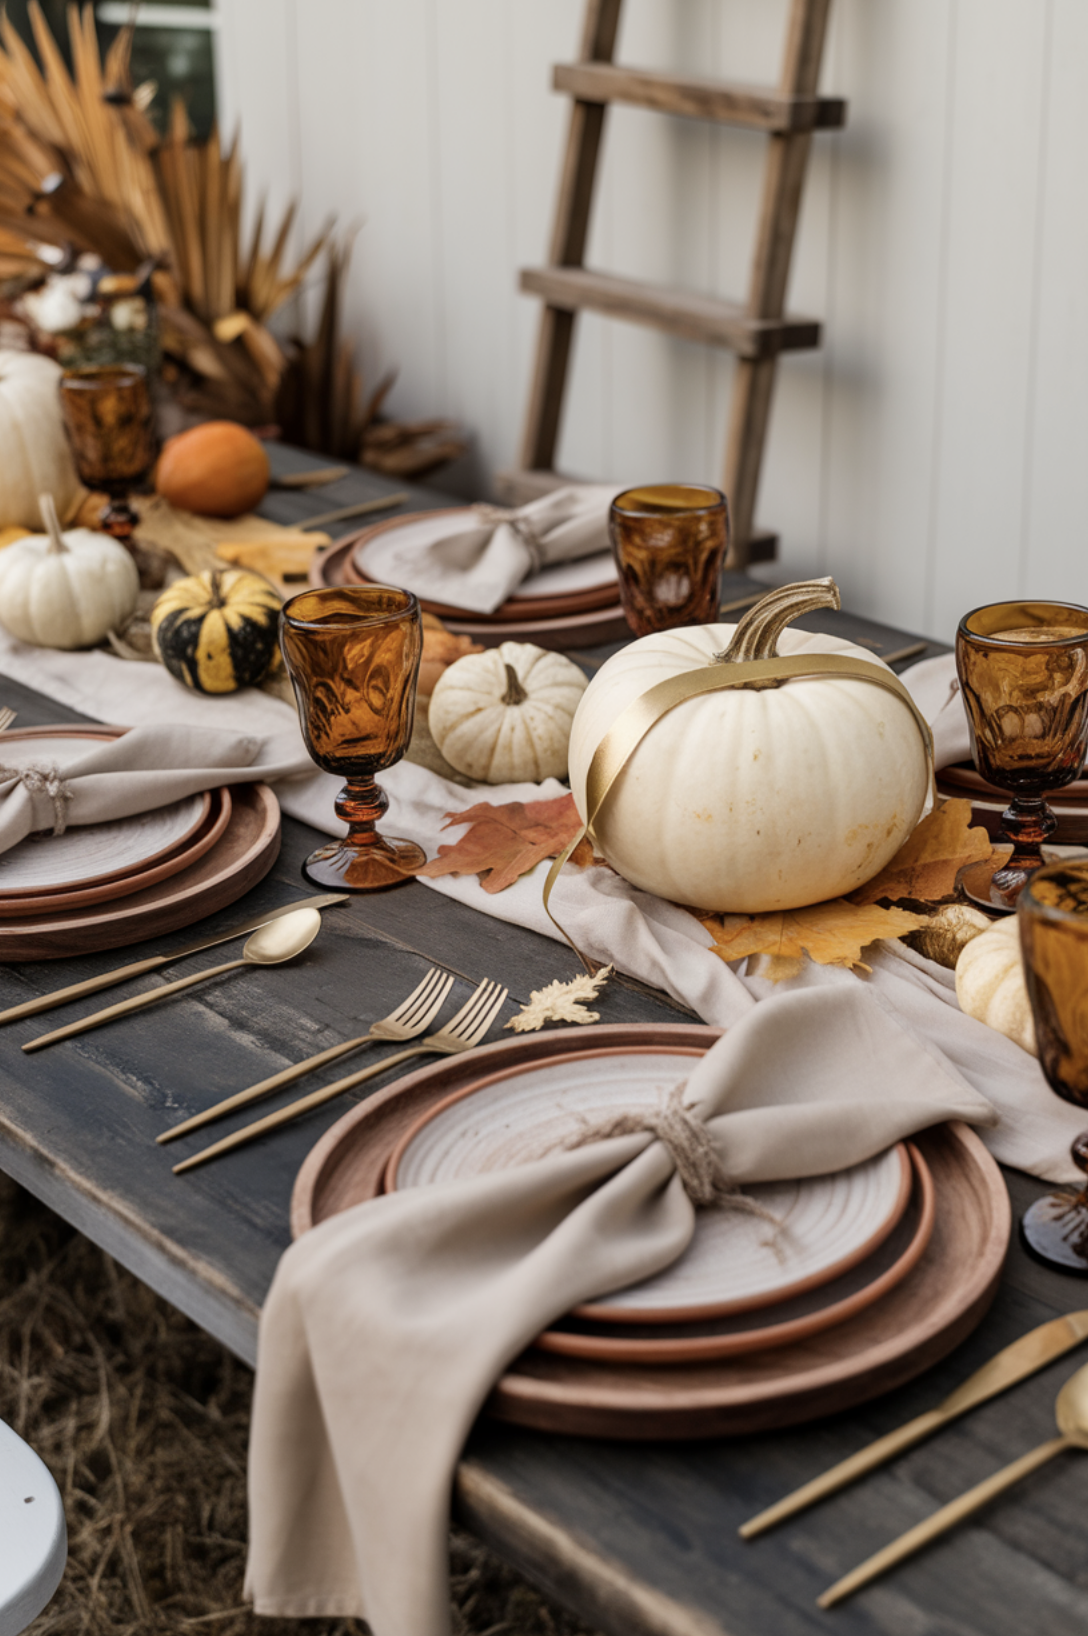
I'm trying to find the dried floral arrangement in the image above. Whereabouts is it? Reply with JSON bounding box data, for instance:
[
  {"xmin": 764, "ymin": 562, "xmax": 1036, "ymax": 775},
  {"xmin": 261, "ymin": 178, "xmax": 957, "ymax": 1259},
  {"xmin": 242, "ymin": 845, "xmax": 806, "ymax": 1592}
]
[{"xmin": 0, "ymin": 4, "xmax": 465, "ymax": 473}]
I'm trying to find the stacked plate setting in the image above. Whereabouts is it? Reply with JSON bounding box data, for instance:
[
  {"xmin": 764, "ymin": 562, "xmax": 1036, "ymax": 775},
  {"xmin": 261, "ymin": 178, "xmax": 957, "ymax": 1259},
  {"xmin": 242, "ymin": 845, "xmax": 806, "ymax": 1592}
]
[
  {"xmin": 0, "ymin": 727, "xmax": 281, "ymax": 959},
  {"xmin": 292, "ymin": 1026, "xmax": 1010, "ymax": 1438},
  {"xmin": 311, "ymin": 509, "xmax": 631, "ymax": 648}
]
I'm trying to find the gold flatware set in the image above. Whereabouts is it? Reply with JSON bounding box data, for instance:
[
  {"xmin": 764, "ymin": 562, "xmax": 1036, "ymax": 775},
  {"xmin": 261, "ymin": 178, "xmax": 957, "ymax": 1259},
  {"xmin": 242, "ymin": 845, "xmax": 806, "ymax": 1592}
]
[
  {"xmin": 5, "ymin": 892, "xmax": 509, "ymax": 1174},
  {"xmin": 742, "ymin": 1309, "xmax": 1088, "ymax": 1606}
]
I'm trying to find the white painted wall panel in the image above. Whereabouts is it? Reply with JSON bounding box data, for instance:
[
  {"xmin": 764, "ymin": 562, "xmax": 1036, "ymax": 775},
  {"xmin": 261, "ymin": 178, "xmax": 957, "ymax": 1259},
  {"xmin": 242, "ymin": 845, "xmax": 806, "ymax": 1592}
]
[{"xmin": 218, "ymin": 0, "xmax": 1088, "ymax": 644}]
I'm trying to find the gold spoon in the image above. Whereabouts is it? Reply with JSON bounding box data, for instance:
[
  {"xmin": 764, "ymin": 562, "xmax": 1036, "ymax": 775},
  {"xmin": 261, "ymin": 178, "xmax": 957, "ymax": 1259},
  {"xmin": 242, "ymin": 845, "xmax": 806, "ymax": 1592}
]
[
  {"xmin": 819, "ymin": 1360, "xmax": 1088, "ymax": 1607},
  {"xmin": 22, "ymin": 909, "xmax": 323, "ymax": 1052}
]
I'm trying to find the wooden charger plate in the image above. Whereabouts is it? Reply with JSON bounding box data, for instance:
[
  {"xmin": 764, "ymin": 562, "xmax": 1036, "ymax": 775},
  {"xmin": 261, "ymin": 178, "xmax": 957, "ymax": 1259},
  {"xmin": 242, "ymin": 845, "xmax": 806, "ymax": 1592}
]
[
  {"xmin": 0, "ymin": 782, "xmax": 280, "ymax": 961},
  {"xmin": 292, "ymin": 1025, "xmax": 1009, "ymax": 1438},
  {"xmin": 348, "ymin": 509, "xmax": 621, "ymax": 621},
  {"xmin": 310, "ymin": 535, "xmax": 631, "ymax": 651}
]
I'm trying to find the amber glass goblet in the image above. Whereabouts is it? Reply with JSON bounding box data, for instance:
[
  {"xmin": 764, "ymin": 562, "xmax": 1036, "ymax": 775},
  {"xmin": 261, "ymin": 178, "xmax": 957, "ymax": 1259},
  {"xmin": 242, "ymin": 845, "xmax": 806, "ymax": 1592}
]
[
  {"xmin": 59, "ymin": 364, "xmax": 157, "ymax": 545},
  {"xmin": 955, "ymin": 601, "xmax": 1088, "ymax": 910},
  {"xmin": 609, "ymin": 484, "xmax": 729, "ymax": 636},
  {"xmin": 280, "ymin": 586, "xmax": 425, "ymax": 891},
  {"xmin": 1018, "ymin": 862, "xmax": 1088, "ymax": 1273}
]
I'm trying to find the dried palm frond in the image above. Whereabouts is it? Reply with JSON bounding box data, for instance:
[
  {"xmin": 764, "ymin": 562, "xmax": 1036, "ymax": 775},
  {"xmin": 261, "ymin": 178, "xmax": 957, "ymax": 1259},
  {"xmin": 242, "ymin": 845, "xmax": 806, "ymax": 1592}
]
[{"xmin": 0, "ymin": 4, "xmax": 330, "ymax": 423}]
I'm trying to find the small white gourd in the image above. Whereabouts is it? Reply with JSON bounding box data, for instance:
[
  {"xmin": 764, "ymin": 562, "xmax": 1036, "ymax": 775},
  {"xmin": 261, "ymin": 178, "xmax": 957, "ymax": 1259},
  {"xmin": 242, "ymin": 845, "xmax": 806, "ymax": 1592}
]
[
  {"xmin": 0, "ymin": 493, "xmax": 139, "ymax": 650},
  {"xmin": 428, "ymin": 641, "xmax": 589, "ymax": 784},
  {"xmin": 955, "ymin": 915, "xmax": 1037, "ymax": 1055}
]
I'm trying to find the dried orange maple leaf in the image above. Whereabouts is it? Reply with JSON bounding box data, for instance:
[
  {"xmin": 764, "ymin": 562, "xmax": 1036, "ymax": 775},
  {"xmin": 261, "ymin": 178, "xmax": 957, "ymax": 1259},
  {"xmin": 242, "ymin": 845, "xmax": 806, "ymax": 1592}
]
[
  {"xmin": 850, "ymin": 798, "xmax": 994, "ymax": 907},
  {"xmin": 417, "ymin": 793, "xmax": 584, "ymax": 894},
  {"xmin": 698, "ymin": 899, "xmax": 928, "ymax": 979}
]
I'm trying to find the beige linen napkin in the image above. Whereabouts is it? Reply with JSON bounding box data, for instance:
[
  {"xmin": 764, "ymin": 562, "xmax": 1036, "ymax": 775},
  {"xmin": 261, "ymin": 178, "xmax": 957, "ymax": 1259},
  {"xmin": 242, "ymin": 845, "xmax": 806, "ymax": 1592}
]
[
  {"xmin": 0, "ymin": 722, "xmax": 312, "ymax": 855},
  {"xmin": 362, "ymin": 485, "xmax": 620, "ymax": 614},
  {"xmin": 246, "ymin": 986, "xmax": 996, "ymax": 1634}
]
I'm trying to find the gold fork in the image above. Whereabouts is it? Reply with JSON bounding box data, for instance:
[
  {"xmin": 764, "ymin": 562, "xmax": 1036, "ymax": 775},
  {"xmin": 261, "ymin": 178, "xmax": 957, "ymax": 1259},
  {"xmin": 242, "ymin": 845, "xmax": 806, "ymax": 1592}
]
[
  {"xmin": 158, "ymin": 965, "xmax": 455, "ymax": 1144},
  {"xmin": 0, "ymin": 707, "xmax": 17, "ymax": 732},
  {"xmin": 172, "ymin": 978, "xmax": 510, "ymax": 1175}
]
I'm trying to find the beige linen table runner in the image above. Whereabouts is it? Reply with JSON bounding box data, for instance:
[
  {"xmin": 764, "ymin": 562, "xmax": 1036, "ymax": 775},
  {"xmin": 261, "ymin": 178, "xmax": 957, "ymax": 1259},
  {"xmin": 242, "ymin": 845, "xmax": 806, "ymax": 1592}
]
[
  {"xmin": 0, "ymin": 631, "xmax": 1082, "ymax": 1182},
  {"xmin": 245, "ymin": 986, "xmax": 996, "ymax": 1634},
  {"xmin": 0, "ymin": 722, "xmax": 312, "ymax": 855},
  {"xmin": 360, "ymin": 485, "xmax": 620, "ymax": 614}
]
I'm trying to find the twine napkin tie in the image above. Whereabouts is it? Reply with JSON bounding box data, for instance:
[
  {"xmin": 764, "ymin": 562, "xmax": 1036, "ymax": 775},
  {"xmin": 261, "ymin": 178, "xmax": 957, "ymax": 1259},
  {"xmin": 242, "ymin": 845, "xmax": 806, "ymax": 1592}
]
[
  {"xmin": 0, "ymin": 762, "xmax": 73, "ymax": 835},
  {"xmin": 562, "ymin": 1079, "xmax": 771, "ymax": 1215}
]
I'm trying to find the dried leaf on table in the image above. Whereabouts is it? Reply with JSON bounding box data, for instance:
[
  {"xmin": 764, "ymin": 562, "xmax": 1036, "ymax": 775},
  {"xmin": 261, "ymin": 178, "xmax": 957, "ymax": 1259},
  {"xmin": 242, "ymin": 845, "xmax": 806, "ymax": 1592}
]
[
  {"xmin": 418, "ymin": 624, "xmax": 485, "ymax": 697},
  {"xmin": 417, "ymin": 794, "xmax": 583, "ymax": 894},
  {"xmin": 215, "ymin": 537, "xmax": 317, "ymax": 593},
  {"xmin": 850, "ymin": 797, "xmax": 994, "ymax": 906},
  {"xmin": 698, "ymin": 899, "xmax": 928, "ymax": 982},
  {"xmin": 506, "ymin": 966, "xmax": 615, "ymax": 1033},
  {"xmin": 133, "ymin": 494, "xmax": 329, "ymax": 581}
]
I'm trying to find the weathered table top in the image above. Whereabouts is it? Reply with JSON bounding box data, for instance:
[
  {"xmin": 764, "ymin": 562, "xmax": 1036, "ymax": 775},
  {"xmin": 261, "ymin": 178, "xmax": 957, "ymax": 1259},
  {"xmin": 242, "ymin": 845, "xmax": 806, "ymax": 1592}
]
[{"xmin": 1, "ymin": 451, "xmax": 1086, "ymax": 1636}]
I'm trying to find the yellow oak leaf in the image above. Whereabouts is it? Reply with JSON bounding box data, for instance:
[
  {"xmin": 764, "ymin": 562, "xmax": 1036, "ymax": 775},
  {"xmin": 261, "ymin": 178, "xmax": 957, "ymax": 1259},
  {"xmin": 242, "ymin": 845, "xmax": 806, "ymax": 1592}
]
[
  {"xmin": 505, "ymin": 966, "xmax": 615, "ymax": 1033},
  {"xmin": 698, "ymin": 900, "xmax": 928, "ymax": 980},
  {"xmin": 850, "ymin": 797, "xmax": 994, "ymax": 907}
]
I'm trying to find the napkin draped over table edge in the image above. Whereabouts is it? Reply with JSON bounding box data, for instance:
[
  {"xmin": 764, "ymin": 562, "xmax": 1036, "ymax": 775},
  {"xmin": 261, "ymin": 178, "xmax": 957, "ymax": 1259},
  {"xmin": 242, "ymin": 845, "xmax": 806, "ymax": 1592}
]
[
  {"xmin": 0, "ymin": 627, "xmax": 1080, "ymax": 1185},
  {"xmin": 244, "ymin": 986, "xmax": 997, "ymax": 1633}
]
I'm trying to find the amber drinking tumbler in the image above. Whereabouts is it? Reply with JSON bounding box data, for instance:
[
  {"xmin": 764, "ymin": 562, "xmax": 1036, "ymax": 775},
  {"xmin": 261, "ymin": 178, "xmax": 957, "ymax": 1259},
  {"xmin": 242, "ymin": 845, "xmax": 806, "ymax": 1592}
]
[
  {"xmin": 1018, "ymin": 861, "xmax": 1088, "ymax": 1272},
  {"xmin": 59, "ymin": 364, "xmax": 157, "ymax": 544},
  {"xmin": 280, "ymin": 586, "xmax": 425, "ymax": 891},
  {"xmin": 609, "ymin": 485, "xmax": 729, "ymax": 636},
  {"xmin": 955, "ymin": 601, "xmax": 1088, "ymax": 909}
]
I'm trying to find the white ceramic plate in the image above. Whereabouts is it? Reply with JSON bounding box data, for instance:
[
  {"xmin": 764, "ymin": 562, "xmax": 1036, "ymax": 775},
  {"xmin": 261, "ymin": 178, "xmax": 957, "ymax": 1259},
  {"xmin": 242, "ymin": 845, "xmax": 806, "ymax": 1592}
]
[
  {"xmin": 0, "ymin": 735, "xmax": 208, "ymax": 894},
  {"xmin": 353, "ymin": 510, "xmax": 618, "ymax": 601},
  {"xmin": 388, "ymin": 1047, "xmax": 913, "ymax": 1324}
]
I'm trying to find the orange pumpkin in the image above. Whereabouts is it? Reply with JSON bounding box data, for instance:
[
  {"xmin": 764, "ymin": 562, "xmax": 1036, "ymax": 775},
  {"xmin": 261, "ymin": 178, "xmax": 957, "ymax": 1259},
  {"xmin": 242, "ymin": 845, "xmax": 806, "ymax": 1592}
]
[{"xmin": 156, "ymin": 421, "xmax": 270, "ymax": 517}]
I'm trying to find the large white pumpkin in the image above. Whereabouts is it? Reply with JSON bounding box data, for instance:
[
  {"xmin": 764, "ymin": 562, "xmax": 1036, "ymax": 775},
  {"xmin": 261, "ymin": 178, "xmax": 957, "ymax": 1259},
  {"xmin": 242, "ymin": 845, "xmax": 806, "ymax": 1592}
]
[
  {"xmin": 567, "ymin": 580, "xmax": 931, "ymax": 913},
  {"xmin": 0, "ymin": 351, "xmax": 81, "ymax": 528}
]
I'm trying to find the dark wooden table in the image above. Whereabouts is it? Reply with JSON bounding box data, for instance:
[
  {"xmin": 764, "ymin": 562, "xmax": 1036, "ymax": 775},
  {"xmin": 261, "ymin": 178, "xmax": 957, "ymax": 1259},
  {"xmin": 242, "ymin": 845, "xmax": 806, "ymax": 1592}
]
[{"xmin": 1, "ymin": 452, "xmax": 1086, "ymax": 1636}]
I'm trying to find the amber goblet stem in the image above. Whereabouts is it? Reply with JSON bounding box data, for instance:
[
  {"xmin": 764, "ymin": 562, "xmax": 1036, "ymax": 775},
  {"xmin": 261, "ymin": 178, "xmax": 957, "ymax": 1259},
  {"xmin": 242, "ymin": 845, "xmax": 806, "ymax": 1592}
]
[
  {"xmin": 993, "ymin": 796, "xmax": 1058, "ymax": 897},
  {"xmin": 333, "ymin": 778, "xmax": 393, "ymax": 864}
]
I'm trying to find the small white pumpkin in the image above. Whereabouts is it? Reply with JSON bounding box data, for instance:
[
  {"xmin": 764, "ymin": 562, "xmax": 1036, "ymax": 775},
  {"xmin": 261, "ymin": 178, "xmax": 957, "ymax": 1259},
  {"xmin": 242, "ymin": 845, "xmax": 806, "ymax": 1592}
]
[
  {"xmin": 567, "ymin": 578, "xmax": 931, "ymax": 912},
  {"xmin": 0, "ymin": 494, "xmax": 139, "ymax": 649},
  {"xmin": 955, "ymin": 916, "xmax": 1037, "ymax": 1055},
  {"xmin": 0, "ymin": 351, "xmax": 81, "ymax": 528},
  {"xmin": 428, "ymin": 641, "xmax": 589, "ymax": 784}
]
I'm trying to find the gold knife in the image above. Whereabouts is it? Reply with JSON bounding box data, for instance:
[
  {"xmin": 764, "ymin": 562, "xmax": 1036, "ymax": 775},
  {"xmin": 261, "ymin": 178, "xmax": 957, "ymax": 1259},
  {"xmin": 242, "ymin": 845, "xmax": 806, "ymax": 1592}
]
[
  {"xmin": 740, "ymin": 1310, "xmax": 1088, "ymax": 1539},
  {"xmin": 0, "ymin": 894, "xmax": 348, "ymax": 1026}
]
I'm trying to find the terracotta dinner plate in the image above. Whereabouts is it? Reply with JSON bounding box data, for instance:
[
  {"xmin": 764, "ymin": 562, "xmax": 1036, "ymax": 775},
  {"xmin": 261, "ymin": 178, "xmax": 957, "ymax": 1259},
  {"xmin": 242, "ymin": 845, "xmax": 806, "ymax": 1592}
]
[
  {"xmin": 385, "ymin": 1046, "xmax": 914, "ymax": 1323},
  {"xmin": 0, "ymin": 781, "xmax": 280, "ymax": 960},
  {"xmin": 534, "ymin": 1143, "xmax": 934, "ymax": 1364},
  {"xmin": 311, "ymin": 535, "xmax": 631, "ymax": 651},
  {"xmin": 349, "ymin": 508, "xmax": 620, "ymax": 620},
  {"xmin": 0, "ymin": 788, "xmax": 232, "ymax": 915},
  {"xmin": 292, "ymin": 1026, "xmax": 1008, "ymax": 1437},
  {"xmin": 0, "ymin": 727, "xmax": 212, "ymax": 895}
]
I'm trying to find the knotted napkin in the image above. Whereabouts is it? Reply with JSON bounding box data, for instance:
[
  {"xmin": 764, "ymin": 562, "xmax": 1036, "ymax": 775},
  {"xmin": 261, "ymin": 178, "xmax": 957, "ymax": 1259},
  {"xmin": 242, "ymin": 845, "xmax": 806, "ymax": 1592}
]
[
  {"xmin": 246, "ymin": 986, "xmax": 997, "ymax": 1635},
  {"xmin": 361, "ymin": 485, "xmax": 620, "ymax": 614},
  {"xmin": 0, "ymin": 722, "xmax": 313, "ymax": 857}
]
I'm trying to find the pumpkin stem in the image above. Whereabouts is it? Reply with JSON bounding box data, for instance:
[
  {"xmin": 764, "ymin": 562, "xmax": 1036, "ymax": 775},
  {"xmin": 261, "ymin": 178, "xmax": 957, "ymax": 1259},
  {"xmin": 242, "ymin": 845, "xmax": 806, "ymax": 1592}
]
[
  {"xmin": 710, "ymin": 577, "xmax": 841, "ymax": 686},
  {"xmin": 39, "ymin": 493, "xmax": 67, "ymax": 555},
  {"xmin": 502, "ymin": 662, "xmax": 528, "ymax": 707}
]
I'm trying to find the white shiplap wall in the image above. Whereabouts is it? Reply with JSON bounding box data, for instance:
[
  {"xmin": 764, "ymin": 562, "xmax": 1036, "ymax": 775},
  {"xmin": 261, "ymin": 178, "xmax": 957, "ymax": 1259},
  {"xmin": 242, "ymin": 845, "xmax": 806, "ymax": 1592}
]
[{"xmin": 215, "ymin": 0, "xmax": 1088, "ymax": 644}]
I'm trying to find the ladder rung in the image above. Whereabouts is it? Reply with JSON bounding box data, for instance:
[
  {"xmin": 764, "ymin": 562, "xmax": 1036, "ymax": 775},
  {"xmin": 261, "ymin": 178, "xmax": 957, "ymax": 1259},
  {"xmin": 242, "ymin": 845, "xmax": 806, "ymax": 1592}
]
[
  {"xmin": 553, "ymin": 63, "xmax": 846, "ymax": 133},
  {"xmin": 519, "ymin": 267, "xmax": 820, "ymax": 359}
]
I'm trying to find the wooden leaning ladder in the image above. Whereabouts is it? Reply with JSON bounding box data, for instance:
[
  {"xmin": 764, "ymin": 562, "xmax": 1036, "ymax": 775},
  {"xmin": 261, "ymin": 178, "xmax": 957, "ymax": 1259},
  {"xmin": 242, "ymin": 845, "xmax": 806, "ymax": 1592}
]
[{"xmin": 512, "ymin": 0, "xmax": 845, "ymax": 569}]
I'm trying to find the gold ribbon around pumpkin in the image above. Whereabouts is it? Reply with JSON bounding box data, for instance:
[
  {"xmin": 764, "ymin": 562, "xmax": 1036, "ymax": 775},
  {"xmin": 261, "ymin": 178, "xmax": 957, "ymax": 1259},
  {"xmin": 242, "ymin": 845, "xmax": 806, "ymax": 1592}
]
[{"xmin": 543, "ymin": 652, "xmax": 936, "ymax": 974}]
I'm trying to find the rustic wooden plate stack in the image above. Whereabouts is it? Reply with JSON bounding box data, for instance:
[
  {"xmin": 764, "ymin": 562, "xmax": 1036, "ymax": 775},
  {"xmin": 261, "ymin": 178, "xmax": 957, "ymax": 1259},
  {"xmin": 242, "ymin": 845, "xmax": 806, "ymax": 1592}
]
[
  {"xmin": 309, "ymin": 509, "xmax": 631, "ymax": 649},
  {"xmin": 0, "ymin": 727, "xmax": 281, "ymax": 960},
  {"xmin": 292, "ymin": 1025, "xmax": 1009, "ymax": 1439}
]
